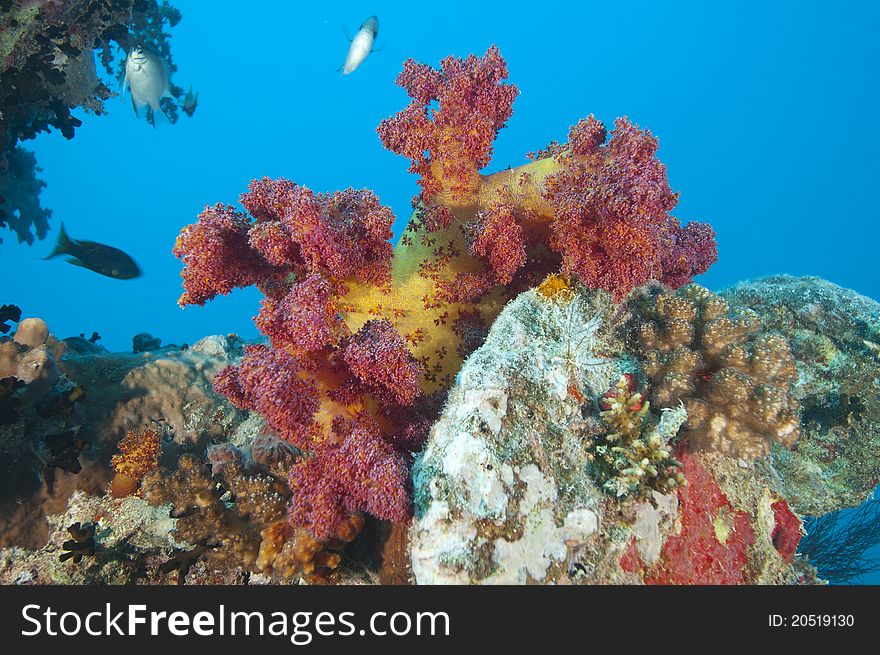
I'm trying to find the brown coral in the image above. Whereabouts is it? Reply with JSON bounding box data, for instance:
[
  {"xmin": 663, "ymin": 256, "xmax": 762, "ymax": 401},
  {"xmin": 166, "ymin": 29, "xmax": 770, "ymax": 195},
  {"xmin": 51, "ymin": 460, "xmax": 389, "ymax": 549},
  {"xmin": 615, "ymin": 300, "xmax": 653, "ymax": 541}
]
[
  {"xmin": 256, "ymin": 513, "xmax": 364, "ymax": 580},
  {"xmin": 141, "ymin": 453, "xmax": 351, "ymax": 582},
  {"xmin": 141, "ymin": 454, "xmax": 285, "ymax": 578},
  {"xmin": 109, "ymin": 428, "xmax": 161, "ymax": 498},
  {"xmin": 0, "ymin": 316, "xmax": 66, "ymax": 400},
  {"xmin": 632, "ymin": 284, "xmax": 800, "ymax": 460}
]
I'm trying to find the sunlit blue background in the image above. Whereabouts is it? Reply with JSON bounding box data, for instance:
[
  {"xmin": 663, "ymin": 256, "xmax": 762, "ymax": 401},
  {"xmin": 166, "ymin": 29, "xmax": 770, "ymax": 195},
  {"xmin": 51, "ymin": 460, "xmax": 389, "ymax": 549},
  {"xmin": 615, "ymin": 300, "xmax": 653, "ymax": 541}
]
[
  {"xmin": 1, "ymin": 0, "xmax": 878, "ymax": 582},
  {"xmin": 3, "ymin": 0, "xmax": 878, "ymax": 350}
]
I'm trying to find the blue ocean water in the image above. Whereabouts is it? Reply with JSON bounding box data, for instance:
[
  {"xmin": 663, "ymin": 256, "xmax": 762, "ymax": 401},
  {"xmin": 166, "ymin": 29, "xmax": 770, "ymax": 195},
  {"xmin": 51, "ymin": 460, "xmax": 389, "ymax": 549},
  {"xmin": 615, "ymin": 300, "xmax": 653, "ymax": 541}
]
[{"xmin": 2, "ymin": 0, "xmax": 877, "ymax": 351}]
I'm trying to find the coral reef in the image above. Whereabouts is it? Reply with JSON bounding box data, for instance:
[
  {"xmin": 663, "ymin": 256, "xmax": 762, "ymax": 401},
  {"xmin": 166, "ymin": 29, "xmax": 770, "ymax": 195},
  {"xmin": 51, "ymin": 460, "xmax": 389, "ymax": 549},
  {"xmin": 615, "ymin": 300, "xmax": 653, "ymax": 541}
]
[
  {"xmin": 619, "ymin": 449, "xmax": 802, "ymax": 584},
  {"xmin": 140, "ymin": 453, "xmax": 291, "ymax": 583},
  {"xmin": 2, "ymin": 275, "xmax": 876, "ymax": 585},
  {"xmin": 59, "ymin": 333, "xmax": 248, "ymax": 456},
  {"xmin": 0, "ymin": 447, "xmax": 369, "ymax": 585},
  {"xmin": 410, "ymin": 283, "xmax": 804, "ymax": 584},
  {"xmin": 630, "ymin": 284, "xmax": 800, "ymax": 460},
  {"xmin": 722, "ymin": 276, "xmax": 880, "ymax": 516},
  {"xmin": 0, "ymin": 330, "xmax": 399, "ymax": 584},
  {"xmin": 1, "ymin": 317, "xmax": 64, "ymax": 393},
  {"xmin": 173, "ymin": 47, "xmax": 717, "ymax": 543},
  {"xmin": 0, "ymin": 315, "xmax": 88, "ymax": 551},
  {"xmin": 4, "ymin": 36, "xmax": 878, "ymax": 586},
  {"xmin": 0, "ymin": 0, "xmax": 183, "ymax": 247},
  {"xmin": 1, "ymin": 489, "xmax": 186, "ymax": 584},
  {"xmin": 0, "ymin": 328, "xmax": 251, "ymax": 552}
]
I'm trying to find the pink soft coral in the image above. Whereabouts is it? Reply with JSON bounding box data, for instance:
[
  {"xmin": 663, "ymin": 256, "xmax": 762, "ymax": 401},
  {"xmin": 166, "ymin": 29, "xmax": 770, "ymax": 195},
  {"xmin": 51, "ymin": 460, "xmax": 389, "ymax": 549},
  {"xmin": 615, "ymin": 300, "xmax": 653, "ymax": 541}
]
[
  {"xmin": 175, "ymin": 46, "xmax": 718, "ymax": 545},
  {"xmin": 288, "ymin": 428, "xmax": 412, "ymax": 541},
  {"xmin": 545, "ymin": 117, "xmax": 716, "ymax": 300}
]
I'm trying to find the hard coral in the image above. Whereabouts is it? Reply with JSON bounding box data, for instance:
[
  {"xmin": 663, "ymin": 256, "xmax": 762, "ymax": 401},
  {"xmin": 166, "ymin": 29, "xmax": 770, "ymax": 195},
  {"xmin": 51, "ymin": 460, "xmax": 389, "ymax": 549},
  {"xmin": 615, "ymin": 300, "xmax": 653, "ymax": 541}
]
[
  {"xmin": 722, "ymin": 275, "xmax": 880, "ymax": 515},
  {"xmin": 0, "ymin": 315, "xmax": 87, "ymax": 528},
  {"xmin": 632, "ymin": 284, "xmax": 800, "ymax": 460},
  {"xmin": 257, "ymin": 513, "xmax": 363, "ymax": 580},
  {"xmin": 591, "ymin": 373, "xmax": 686, "ymax": 498},
  {"xmin": 0, "ymin": 316, "xmax": 64, "ymax": 399},
  {"xmin": 174, "ymin": 47, "xmax": 718, "ymax": 541},
  {"xmin": 141, "ymin": 452, "xmax": 352, "ymax": 582},
  {"xmin": 141, "ymin": 454, "xmax": 290, "ymax": 581},
  {"xmin": 109, "ymin": 428, "xmax": 161, "ymax": 498}
]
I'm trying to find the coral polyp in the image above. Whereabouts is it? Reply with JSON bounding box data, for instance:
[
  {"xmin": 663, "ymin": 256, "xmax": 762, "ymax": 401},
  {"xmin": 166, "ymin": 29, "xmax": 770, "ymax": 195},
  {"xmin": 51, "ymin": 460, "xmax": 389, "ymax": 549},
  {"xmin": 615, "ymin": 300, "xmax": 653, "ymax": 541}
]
[{"xmin": 110, "ymin": 427, "xmax": 161, "ymax": 498}]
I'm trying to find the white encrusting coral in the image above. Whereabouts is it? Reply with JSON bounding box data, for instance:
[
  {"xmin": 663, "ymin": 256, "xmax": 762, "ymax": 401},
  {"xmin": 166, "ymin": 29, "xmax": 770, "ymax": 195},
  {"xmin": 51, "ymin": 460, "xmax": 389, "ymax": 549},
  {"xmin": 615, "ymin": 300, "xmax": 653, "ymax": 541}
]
[{"xmin": 410, "ymin": 287, "xmax": 617, "ymax": 584}]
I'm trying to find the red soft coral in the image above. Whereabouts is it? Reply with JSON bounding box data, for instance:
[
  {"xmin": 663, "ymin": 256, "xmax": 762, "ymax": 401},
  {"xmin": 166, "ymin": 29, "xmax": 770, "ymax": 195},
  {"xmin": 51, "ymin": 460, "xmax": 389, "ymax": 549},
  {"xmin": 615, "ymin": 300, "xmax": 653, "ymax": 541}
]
[
  {"xmin": 178, "ymin": 47, "xmax": 721, "ymax": 549},
  {"xmin": 213, "ymin": 344, "xmax": 320, "ymax": 447},
  {"xmin": 173, "ymin": 204, "xmax": 275, "ymax": 307},
  {"xmin": 342, "ymin": 319, "xmax": 422, "ymax": 406},
  {"xmin": 472, "ymin": 203, "xmax": 527, "ymax": 285},
  {"xmin": 545, "ymin": 117, "xmax": 716, "ymax": 300},
  {"xmin": 658, "ymin": 219, "xmax": 718, "ymax": 289},
  {"xmin": 378, "ymin": 45, "xmax": 519, "ymax": 203},
  {"xmin": 288, "ymin": 428, "xmax": 412, "ymax": 540},
  {"xmin": 255, "ymin": 273, "xmax": 342, "ymax": 352},
  {"xmin": 241, "ymin": 178, "xmax": 395, "ymax": 286}
]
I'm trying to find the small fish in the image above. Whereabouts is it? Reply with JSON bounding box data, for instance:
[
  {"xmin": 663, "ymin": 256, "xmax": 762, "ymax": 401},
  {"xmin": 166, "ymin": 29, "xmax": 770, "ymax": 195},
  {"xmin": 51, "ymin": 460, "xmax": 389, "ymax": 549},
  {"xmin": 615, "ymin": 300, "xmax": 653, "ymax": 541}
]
[
  {"xmin": 341, "ymin": 15, "xmax": 378, "ymax": 75},
  {"xmin": 44, "ymin": 223, "xmax": 141, "ymax": 280},
  {"xmin": 182, "ymin": 85, "xmax": 198, "ymax": 117},
  {"xmin": 122, "ymin": 45, "xmax": 170, "ymax": 124}
]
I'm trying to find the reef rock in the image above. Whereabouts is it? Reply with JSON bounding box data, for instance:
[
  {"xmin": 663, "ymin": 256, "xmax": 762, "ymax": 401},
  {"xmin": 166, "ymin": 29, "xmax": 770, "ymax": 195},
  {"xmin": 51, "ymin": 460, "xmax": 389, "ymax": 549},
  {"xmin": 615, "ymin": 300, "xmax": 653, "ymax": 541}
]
[
  {"xmin": 60, "ymin": 333, "xmax": 250, "ymax": 455},
  {"xmin": 0, "ymin": 328, "xmax": 258, "ymax": 552},
  {"xmin": 1, "ymin": 318, "xmax": 85, "ymax": 549},
  {"xmin": 723, "ymin": 275, "xmax": 880, "ymax": 516},
  {"xmin": 410, "ymin": 284, "xmax": 810, "ymax": 584},
  {"xmin": 411, "ymin": 287, "xmax": 617, "ymax": 583}
]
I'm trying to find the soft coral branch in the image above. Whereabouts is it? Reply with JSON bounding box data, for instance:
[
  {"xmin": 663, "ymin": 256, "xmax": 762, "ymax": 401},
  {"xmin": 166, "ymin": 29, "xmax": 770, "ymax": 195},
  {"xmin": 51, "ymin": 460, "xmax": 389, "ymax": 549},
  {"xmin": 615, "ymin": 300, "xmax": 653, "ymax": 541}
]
[{"xmin": 175, "ymin": 46, "xmax": 718, "ymax": 543}]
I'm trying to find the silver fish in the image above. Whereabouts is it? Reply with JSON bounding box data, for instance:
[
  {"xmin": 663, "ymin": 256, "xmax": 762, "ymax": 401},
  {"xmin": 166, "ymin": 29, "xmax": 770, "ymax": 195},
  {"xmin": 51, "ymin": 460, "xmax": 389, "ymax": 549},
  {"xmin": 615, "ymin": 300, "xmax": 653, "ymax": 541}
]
[
  {"xmin": 123, "ymin": 46, "xmax": 170, "ymax": 123},
  {"xmin": 341, "ymin": 15, "xmax": 378, "ymax": 75}
]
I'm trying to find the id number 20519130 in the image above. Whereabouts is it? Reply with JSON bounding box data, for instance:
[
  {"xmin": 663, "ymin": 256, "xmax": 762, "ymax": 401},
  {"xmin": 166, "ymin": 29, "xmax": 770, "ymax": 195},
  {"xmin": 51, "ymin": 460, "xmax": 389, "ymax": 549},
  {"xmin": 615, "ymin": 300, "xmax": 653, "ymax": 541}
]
[{"xmin": 769, "ymin": 614, "xmax": 854, "ymax": 628}]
